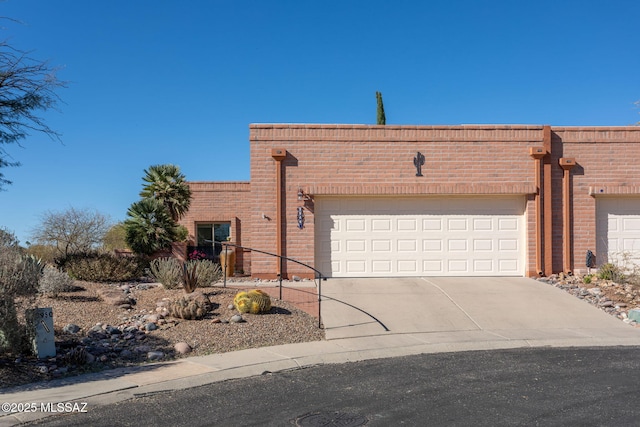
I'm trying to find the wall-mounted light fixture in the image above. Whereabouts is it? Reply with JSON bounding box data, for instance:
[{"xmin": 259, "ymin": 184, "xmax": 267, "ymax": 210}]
[{"xmin": 297, "ymin": 187, "xmax": 311, "ymax": 201}]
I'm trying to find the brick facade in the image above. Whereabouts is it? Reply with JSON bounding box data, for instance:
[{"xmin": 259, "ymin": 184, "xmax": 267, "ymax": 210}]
[
  {"xmin": 181, "ymin": 124, "xmax": 640, "ymax": 279},
  {"xmin": 178, "ymin": 181, "xmax": 252, "ymax": 274}
]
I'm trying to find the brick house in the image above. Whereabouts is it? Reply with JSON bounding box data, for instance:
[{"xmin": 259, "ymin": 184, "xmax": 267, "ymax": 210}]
[{"xmin": 178, "ymin": 124, "xmax": 640, "ymax": 280}]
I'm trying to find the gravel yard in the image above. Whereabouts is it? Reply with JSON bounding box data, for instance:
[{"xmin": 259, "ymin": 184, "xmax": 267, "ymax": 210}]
[{"xmin": 0, "ymin": 281, "xmax": 324, "ymax": 389}]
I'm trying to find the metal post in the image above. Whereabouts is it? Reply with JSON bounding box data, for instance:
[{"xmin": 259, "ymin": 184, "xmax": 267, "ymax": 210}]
[
  {"xmin": 278, "ymin": 257, "xmax": 283, "ymax": 300},
  {"xmin": 317, "ymin": 274, "xmax": 322, "ymax": 329}
]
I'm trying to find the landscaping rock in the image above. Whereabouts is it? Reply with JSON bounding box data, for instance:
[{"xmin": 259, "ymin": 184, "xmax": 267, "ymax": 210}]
[
  {"xmin": 628, "ymin": 309, "xmax": 640, "ymax": 323},
  {"xmin": 98, "ymin": 287, "xmax": 132, "ymax": 306},
  {"xmin": 230, "ymin": 314, "xmax": 244, "ymax": 323},
  {"xmin": 174, "ymin": 342, "xmax": 192, "ymax": 354},
  {"xmin": 63, "ymin": 324, "xmax": 81, "ymax": 334},
  {"xmin": 147, "ymin": 351, "xmax": 164, "ymax": 361}
]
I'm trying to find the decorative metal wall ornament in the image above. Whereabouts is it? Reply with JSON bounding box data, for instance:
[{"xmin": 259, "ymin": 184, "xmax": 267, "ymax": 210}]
[
  {"xmin": 414, "ymin": 151, "xmax": 425, "ymax": 176},
  {"xmin": 297, "ymin": 206, "xmax": 305, "ymax": 229}
]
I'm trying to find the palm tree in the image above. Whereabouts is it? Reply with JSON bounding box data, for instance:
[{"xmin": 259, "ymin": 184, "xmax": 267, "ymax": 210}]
[
  {"xmin": 124, "ymin": 198, "xmax": 181, "ymax": 255},
  {"xmin": 140, "ymin": 164, "xmax": 192, "ymax": 221}
]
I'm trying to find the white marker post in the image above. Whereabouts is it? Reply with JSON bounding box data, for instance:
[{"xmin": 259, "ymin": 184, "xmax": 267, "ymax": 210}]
[{"xmin": 27, "ymin": 307, "xmax": 56, "ymax": 358}]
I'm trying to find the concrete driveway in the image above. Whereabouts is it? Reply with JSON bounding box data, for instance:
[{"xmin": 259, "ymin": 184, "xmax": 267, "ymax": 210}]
[{"xmin": 320, "ymin": 277, "xmax": 640, "ymax": 348}]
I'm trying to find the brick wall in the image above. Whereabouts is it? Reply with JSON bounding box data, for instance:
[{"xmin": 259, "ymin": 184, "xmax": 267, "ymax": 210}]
[
  {"xmin": 250, "ymin": 124, "xmax": 545, "ymax": 278},
  {"xmin": 183, "ymin": 125, "xmax": 640, "ymax": 279},
  {"xmin": 552, "ymin": 127, "xmax": 640, "ymax": 274},
  {"xmin": 178, "ymin": 181, "xmax": 252, "ymax": 274}
]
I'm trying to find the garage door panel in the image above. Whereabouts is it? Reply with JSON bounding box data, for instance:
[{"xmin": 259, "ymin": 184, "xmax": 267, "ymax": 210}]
[
  {"xmin": 397, "ymin": 219, "xmax": 417, "ymax": 231},
  {"xmin": 448, "ymin": 259, "xmax": 469, "ymax": 273},
  {"xmin": 423, "ymin": 219, "xmax": 443, "ymax": 231},
  {"xmin": 372, "ymin": 260, "xmax": 392, "ymax": 273},
  {"xmin": 448, "ymin": 239, "xmax": 467, "ymax": 251},
  {"xmin": 623, "ymin": 218, "xmax": 640, "ymax": 231},
  {"xmin": 397, "ymin": 240, "xmax": 417, "ymax": 252},
  {"xmin": 423, "ymin": 240, "xmax": 442, "ymax": 251},
  {"xmin": 423, "ymin": 259, "xmax": 444, "ymax": 273},
  {"xmin": 499, "ymin": 259, "xmax": 519, "ymax": 272},
  {"xmin": 346, "ymin": 260, "xmax": 366, "ymax": 273},
  {"xmin": 447, "ymin": 218, "xmax": 468, "ymax": 231},
  {"xmin": 316, "ymin": 196, "xmax": 525, "ymax": 277},
  {"xmin": 499, "ymin": 218, "xmax": 518, "ymax": 230},
  {"xmin": 499, "ymin": 239, "xmax": 518, "ymax": 251},
  {"xmin": 372, "ymin": 219, "xmax": 391, "ymax": 231},
  {"xmin": 623, "ymin": 239, "xmax": 640, "ymax": 251},
  {"xmin": 473, "ymin": 218, "xmax": 493, "ymax": 231},
  {"xmin": 372, "ymin": 239, "xmax": 391, "ymax": 252},
  {"xmin": 398, "ymin": 260, "xmax": 418, "ymax": 273},
  {"xmin": 474, "ymin": 239, "xmax": 493, "ymax": 251},
  {"xmin": 474, "ymin": 259, "xmax": 493, "ymax": 272},
  {"xmin": 596, "ymin": 198, "xmax": 640, "ymax": 269},
  {"xmin": 345, "ymin": 219, "xmax": 365, "ymax": 231},
  {"xmin": 346, "ymin": 240, "xmax": 366, "ymax": 252}
]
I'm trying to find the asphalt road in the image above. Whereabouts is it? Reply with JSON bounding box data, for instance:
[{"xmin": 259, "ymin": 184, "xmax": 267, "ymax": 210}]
[{"xmin": 26, "ymin": 346, "xmax": 640, "ymax": 426}]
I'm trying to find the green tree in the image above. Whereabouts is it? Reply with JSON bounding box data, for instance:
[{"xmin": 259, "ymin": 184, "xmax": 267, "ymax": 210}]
[
  {"xmin": 0, "ymin": 33, "xmax": 65, "ymax": 189},
  {"xmin": 102, "ymin": 222, "xmax": 129, "ymax": 251},
  {"xmin": 124, "ymin": 198, "xmax": 183, "ymax": 255},
  {"xmin": 376, "ymin": 91, "xmax": 386, "ymax": 125},
  {"xmin": 140, "ymin": 164, "xmax": 192, "ymax": 221}
]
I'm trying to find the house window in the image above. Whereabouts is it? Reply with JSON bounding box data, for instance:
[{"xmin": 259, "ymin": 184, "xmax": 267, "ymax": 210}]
[{"xmin": 196, "ymin": 223, "xmax": 230, "ymax": 257}]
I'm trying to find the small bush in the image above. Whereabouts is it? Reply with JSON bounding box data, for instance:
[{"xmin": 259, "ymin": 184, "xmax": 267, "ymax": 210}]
[
  {"xmin": 597, "ymin": 263, "xmax": 626, "ymax": 283},
  {"xmin": 187, "ymin": 259, "xmax": 222, "ymax": 288},
  {"xmin": 0, "ymin": 229, "xmax": 42, "ymax": 355},
  {"xmin": 582, "ymin": 274, "xmax": 593, "ymax": 284},
  {"xmin": 57, "ymin": 252, "xmax": 147, "ymax": 282},
  {"xmin": 39, "ymin": 266, "xmax": 74, "ymax": 297},
  {"xmin": 25, "ymin": 244, "xmax": 57, "ymax": 265},
  {"xmin": 148, "ymin": 257, "xmax": 183, "ymax": 289}
]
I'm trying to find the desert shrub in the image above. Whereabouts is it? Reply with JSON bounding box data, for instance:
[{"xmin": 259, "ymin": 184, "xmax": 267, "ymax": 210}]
[
  {"xmin": 57, "ymin": 251, "xmax": 147, "ymax": 282},
  {"xmin": 582, "ymin": 274, "xmax": 593, "ymax": 285},
  {"xmin": 597, "ymin": 262, "xmax": 626, "ymax": 283},
  {"xmin": 25, "ymin": 244, "xmax": 57, "ymax": 265},
  {"xmin": 187, "ymin": 259, "xmax": 222, "ymax": 289},
  {"xmin": 150, "ymin": 258, "xmax": 222, "ymax": 292},
  {"xmin": 39, "ymin": 265, "xmax": 74, "ymax": 297},
  {"xmin": 0, "ymin": 229, "xmax": 42, "ymax": 355},
  {"xmin": 148, "ymin": 257, "xmax": 183, "ymax": 289}
]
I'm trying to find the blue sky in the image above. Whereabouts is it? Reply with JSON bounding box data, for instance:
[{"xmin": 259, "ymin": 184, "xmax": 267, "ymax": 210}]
[{"xmin": 1, "ymin": 0, "xmax": 639, "ymax": 244}]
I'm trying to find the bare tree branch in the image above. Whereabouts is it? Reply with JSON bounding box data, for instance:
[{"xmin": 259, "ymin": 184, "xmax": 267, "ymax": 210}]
[{"xmin": 0, "ymin": 18, "xmax": 66, "ymax": 189}]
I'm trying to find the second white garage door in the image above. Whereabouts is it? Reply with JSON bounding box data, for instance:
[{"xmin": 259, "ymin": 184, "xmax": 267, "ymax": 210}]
[
  {"xmin": 596, "ymin": 197, "xmax": 640, "ymax": 269},
  {"xmin": 315, "ymin": 196, "xmax": 526, "ymax": 277}
]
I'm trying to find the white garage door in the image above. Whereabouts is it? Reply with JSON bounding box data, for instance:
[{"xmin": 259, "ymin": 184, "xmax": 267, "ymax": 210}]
[
  {"xmin": 315, "ymin": 196, "xmax": 526, "ymax": 277},
  {"xmin": 596, "ymin": 198, "xmax": 640, "ymax": 268}
]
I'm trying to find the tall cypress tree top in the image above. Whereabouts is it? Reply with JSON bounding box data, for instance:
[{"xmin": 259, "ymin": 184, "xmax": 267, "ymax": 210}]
[{"xmin": 376, "ymin": 91, "xmax": 386, "ymax": 125}]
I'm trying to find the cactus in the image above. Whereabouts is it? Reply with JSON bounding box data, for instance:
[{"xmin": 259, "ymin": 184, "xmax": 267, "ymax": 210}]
[
  {"xmin": 168, "ymin": 292, "xmax": 211, "ymax": 320},
  {"xmin": 233, "ymin": 289, "xmax": 271, "ymax": 314},
  {"xmin": 65, "ymin": 346, "xmax": 88, "ymax": 365}
]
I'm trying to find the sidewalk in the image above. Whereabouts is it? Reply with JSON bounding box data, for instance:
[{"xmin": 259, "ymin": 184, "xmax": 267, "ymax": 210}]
[{"xmin": 3, "ymin": 277, "xmax": 640, "ymax": 426}]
